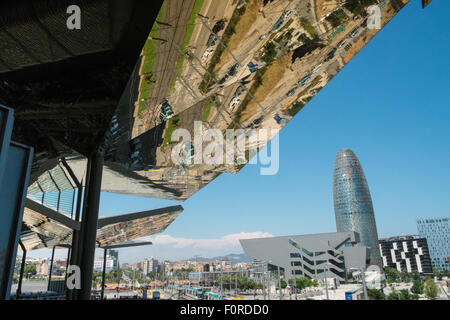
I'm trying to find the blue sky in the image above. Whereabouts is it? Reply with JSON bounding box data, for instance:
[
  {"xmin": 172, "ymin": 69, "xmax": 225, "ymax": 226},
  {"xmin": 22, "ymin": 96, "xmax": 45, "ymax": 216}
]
[{"xmin": 30, "ymin": 1, "xmax": 450, "ymax": 263}]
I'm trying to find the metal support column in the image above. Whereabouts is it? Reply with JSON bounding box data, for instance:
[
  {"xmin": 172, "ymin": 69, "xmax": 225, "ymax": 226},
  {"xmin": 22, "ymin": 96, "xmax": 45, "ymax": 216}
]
[
  {"xmin": 62, "ymin": 157, "xmax": 84, "ymax": 300},
  {"xmin": 47, "ymin": 246, "xmax": 56, "ymax": 291},
  {"xmin": 101, "ymin": 248, "xmax": 107, "ymax": 300},
  {"xmin": 76, "ymin": 151, "xmax": 103, "ymax": 300},
  {"xmin": 17, "ymin": 240, "xmax": 26, "ymax": 297}
]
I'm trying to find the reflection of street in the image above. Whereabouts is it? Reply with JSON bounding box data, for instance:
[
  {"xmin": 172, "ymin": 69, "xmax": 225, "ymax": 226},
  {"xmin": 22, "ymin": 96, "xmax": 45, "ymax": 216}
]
[{"xmin": 102, "ymin": 0, "xmax": 413, "ymax": 201}]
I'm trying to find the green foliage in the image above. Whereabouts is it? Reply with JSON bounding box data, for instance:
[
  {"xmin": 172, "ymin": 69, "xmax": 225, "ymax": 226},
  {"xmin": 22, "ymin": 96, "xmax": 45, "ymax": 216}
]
[
  {"xmin": 344, "ymin": 0, "xmax": 377, "ymax": 16},
  {"xmin": 400, "ymin": 270, "xmax": 410, "ymax": 283},
  {"xmin": 262, "ymin": 42, "xmax": 277, "ymax": 64},
  {"xmin": 325, "ymin": 9, "xmax": 348, "ymax": 28},
  {"xmin": 162, "ymin": 115, "xmax": 181, "ymax": 149},
  {"xmin": 384, "ymin": 267, "xmax": 401, "ymax": 283},
  {"xmin": 411, "ymin": 279, "xmax": 423, "ymax": 295},
  {"xmin": 280, "ymin": 279, "xmax": 287, "ymax": 289},
  {"xmin": 106, "ymin": 269, "xmax": 123, "ymax": 286},
  {"xmin": 138, "ymin": 4, "xmax": 165, "ymax": 116},
  {"xmin": 399, "ymin": 289, "xmax": 411, "ymax": 300},
  {"xmin": 287, "ymin": 101, "xmax": 305, "ymax": 117},
  {"xmin": 300, "ymin": 18, "xmax": 318, "ymax": 39},
  {"xmin": 238, "ymin": 277, "xmax": 258, "ymax": 290},
  {"xmin": 387, "ymin": 289, "xmax": 400, "ymax": 300},
  {"xmin": 170, "ymin": 0, "xmax": 206, "ymax": 92},
  {"xmin": 423, "ymin": 278, "xmax": 438, "ymax": 300},
  {"xmin": 202, "ymin": 98, "xmax": 213, "ymax": 121},
  {"xmin": 297, "ymin": 33, "xmax": 311, "ymax": 44},
  {"xmin": 173, "ymin": 268, "xmax": 194, "ymax": 280},
  {"xmin": 367, "ymin": 288, "xmax": 385, "ymax": 300},
  {"xmin": 289, "ymin": 277, "xmax": 318, "ymax": 290},
  {"xmin": 433, "ymin": 269, "xmax": 450, "ymax": 280},
  {"xmin": 411, "ymin": 270, "xmax": 421, "ymax": 281},
  {"xmin": 92, "ymin": 270, "xmax": 102, "ymax": 289},
  {"xmin": 23, "ymin": 264, "xmax": 36, "ymax": 276}
]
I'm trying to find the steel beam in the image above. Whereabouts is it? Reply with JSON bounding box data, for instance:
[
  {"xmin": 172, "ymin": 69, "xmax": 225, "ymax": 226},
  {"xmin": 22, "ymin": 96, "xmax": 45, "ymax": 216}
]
[{"xmin": 75, "ymin": 151, "xmax": 103, "ymax": 300}]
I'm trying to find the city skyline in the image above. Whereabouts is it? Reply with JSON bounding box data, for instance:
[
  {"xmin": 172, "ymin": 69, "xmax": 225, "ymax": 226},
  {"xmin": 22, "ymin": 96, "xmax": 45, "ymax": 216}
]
[{"xmin": 24, "ymin": 2, "xmax": 450, "ymax": 264}]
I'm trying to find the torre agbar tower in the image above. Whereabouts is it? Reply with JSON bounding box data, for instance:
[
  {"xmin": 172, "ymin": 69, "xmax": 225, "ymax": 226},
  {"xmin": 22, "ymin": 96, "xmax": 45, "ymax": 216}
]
[{"xmin": 333, "ymin": 149, "xmax": 383, "ymax": 268}]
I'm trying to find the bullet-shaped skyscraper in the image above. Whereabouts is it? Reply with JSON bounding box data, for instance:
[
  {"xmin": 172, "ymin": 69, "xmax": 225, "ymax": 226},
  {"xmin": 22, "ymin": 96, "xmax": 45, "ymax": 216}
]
[{"xmin": 333, "ymin": 148, "xmax": 382, "ymax": 267}]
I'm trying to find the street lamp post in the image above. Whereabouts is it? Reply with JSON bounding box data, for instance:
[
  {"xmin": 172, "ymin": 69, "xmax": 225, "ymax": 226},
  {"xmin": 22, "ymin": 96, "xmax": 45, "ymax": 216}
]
[
  {"xmin": 262, "ymin": 271, "xmax": 266, "ymax": 300},
  {"xmin": 348, "ymin": 267, "xmax": 368, "ymax": 300},
  {"xmin": 361, "ymin": 268, "xmax": 368, "ymax": 300},
  {"xmin": 324, "ymin": 263, "xmax": 330, "ymax": 300},
  {"xmin": 278, "ymin": 265, "xmax": 282, "ymax": 300},
  {"xmin": 220, "ymin": 268, "xmax": 223, "ymax": 297}
]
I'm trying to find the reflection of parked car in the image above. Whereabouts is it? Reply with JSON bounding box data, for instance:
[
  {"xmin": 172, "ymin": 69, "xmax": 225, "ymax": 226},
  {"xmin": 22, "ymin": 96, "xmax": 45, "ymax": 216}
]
[
  {"xmin": 218, "ymin": 74, "xmax": 229, "ymax": 84},
  {"xmin": 312, "ymin": 64, "xmax": 322, "ymax": 74},
  {"xmin": 310, "ymin": 88, "xmax": 320, "ymax": 95},
  {"xmin": 272, "ymin": 17, "xmax": 284, "ymax": 32},
  {"xmin": 337, "ymin": 39, "xmax": 347, "ymax": 48},
  {"xmin": 324, "ymin": 48, "xmax": 336, "ymax": 62},
  {"xmin": 235, "ymin": 85, "xmax": 246, "ymax": 97},
  {"xmin": 298, "ymin": 74, "xmax": 312, "ymax": 88},
  {"xmin": 286, "ymin": 88, "xmax": 297, "ymax": 97},
  {"xmin": 202, "ymin": 47, "xmax": 214, "ymax": 60},
  {"xmin": 284, "ymin": 10, "xmax": 293, "ymax": 19},
  {"xmin": 247, "ymin": 61, "xmax": 259, "ymax": 73},
  {"xmin": 207, "ymin": 34, "xmax": 218, "ymax": 47},
  {"xmin": 229, "ymin": 97, "xmax": 241, "ymax": 110},
  {"xmin": 228, "ymin": 63, "xmax": 239, "ymax": 76},
  {"xmin": 273, "ymin": 113, "xmax": 287, "ymax": 125},
  {"xmin": 350, "ymin": 27, "xmax": 360, "ymax": 38},
  {"xmin": 160, "ymin": 99, "xmax": 175, "ymax": 121},
  {"xmin": 212, "ymin": 19, "xmax": 226, "ymax": 33}
]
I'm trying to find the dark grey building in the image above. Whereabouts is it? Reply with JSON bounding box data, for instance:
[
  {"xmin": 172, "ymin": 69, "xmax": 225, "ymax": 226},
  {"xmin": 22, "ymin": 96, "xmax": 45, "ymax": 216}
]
[
  {"xmin": 333, "ymin": 148, "xmax": 382, "ymax": 267},
  {"xmin": 240, "ymin": 231, "xmax": 370, "ymax": 284},
  {"xmin": 379, "ymin": 236, "xmax": 433, "ymax": 275}
]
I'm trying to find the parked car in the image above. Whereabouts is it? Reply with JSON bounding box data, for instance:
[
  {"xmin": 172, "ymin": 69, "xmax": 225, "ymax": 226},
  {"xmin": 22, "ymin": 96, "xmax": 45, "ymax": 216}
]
[
  {"xmin": 350, "ymin": 27, "xmax": 360, "ymax": 38},
  {"xmin": 247, "ymin": 61, "xmax": 259, "ymax": 73},
  {"xmin": 259, "ymin": 34, "xmax": 267, "ymax": 41},
  {"xmin": 324, "ymin": 48, "xmax": 336, "ymax": 62},
  {"xmin": 202, "ymin": 47, "xmax": 214, "ymax": 60},
  {"xmin": 286, "ymin": 88, "xmax": 297, "ymax": 97},
  {"xmin": 207, "ymin": 34, "xmax": 218, "ymax": 47},
  {"xmin": 235, "ymin": 85, "xmax": 246, "ymax": 96},
  {"xmin": 337, "ymin": 39, "xmax": 347, "ymax": 48},
  {"xmin": 272, "ymin": 17, "xmax": 284, "ymax": 32},
  {"xmin": 228, "ymin": 63, "xmax": 239, "ymax": 76},
  {"xmin": 298, "ymin": 74, "xmax": 312, "ymax": 88},
  {"xmin": 312, "ymin": 64, "xmax": 322, "ymax": 74},
  {"xmin": 212, "ymin": 19, "xmax": 226, "ymax": 33},
  {"xmin": 284, "ymin": 10, "xmax": 293, "ymax": 19},
  {"xmin": 273, "ymin": 113, "xmax": 287, "ymax": 125},
  {"xmin": 218, "ymin": 74, "xmax": 229, "ymax": 84},
  {"xmin": 229, "ymin": 97, "xmax": 241, "ymax": 110}
]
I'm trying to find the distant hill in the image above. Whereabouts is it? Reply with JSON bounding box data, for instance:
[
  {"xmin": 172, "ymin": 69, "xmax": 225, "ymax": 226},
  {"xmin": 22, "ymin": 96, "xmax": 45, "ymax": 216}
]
[{"xmin": 183, "ymin": 253, "xmax": 252, "ymax": 265}]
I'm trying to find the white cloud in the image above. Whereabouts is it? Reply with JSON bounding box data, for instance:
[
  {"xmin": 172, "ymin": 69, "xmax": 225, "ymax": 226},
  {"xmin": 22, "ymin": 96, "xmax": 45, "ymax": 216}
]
[
  {"xmin": 27, "ymin": 232, "xmax": 275, "ymax": 264},
  {"xmin": 146, "ymin": 232, "xmax": 274, "ymax": 250}
]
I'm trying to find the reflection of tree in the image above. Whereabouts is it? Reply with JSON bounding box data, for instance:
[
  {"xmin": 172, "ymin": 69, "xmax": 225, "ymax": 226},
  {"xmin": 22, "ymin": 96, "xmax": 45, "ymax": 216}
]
[{"xmin": 291, "ymin": 39, "xmax": 325, "ymax": 64}]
